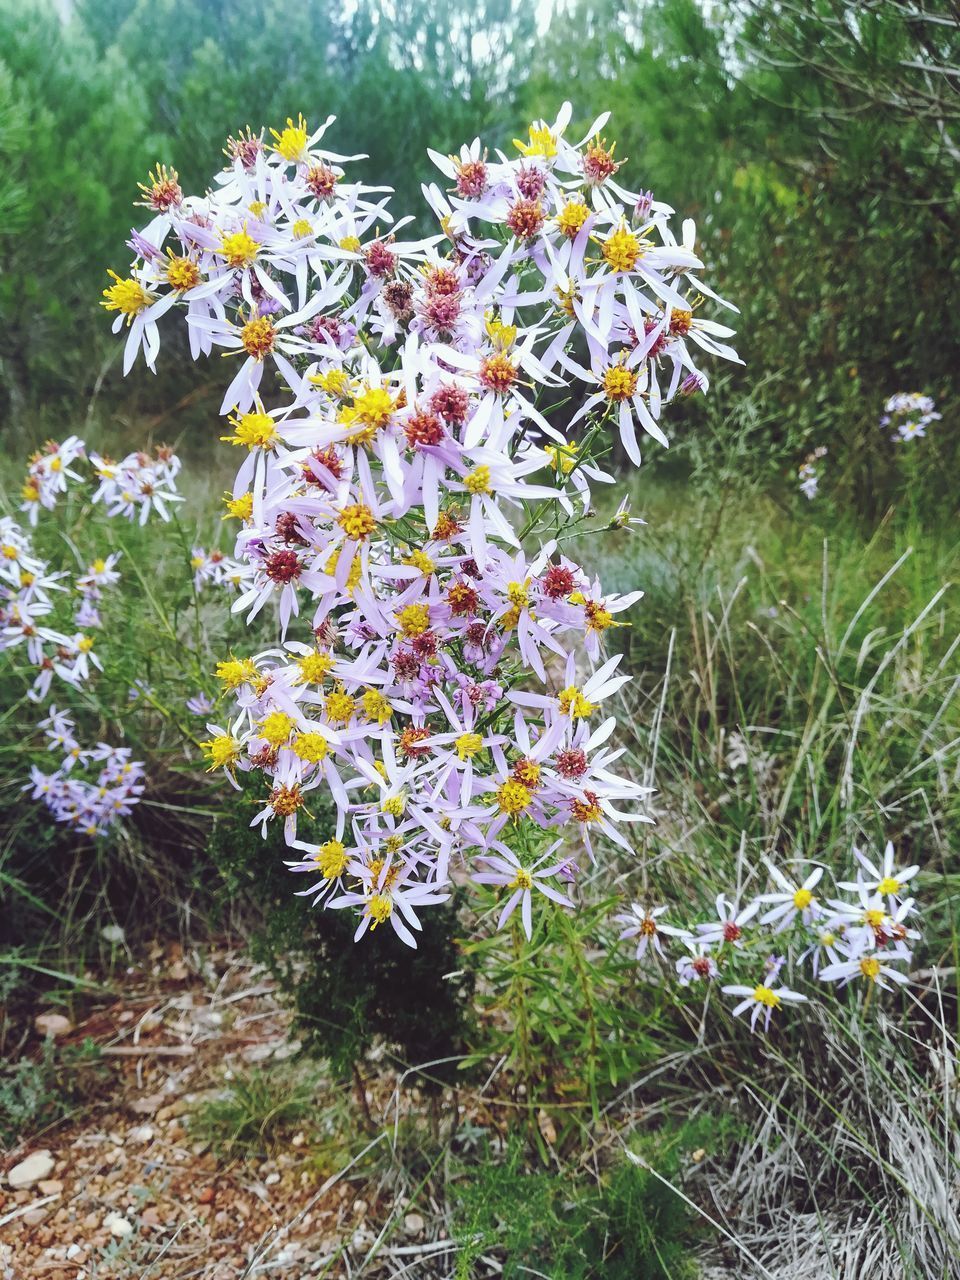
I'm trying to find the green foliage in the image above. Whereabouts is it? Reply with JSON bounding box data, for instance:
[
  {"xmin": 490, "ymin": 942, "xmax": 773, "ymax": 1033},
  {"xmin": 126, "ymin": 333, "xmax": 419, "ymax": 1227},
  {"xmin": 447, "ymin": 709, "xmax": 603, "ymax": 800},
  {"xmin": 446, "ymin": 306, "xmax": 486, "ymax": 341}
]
[
  {"xmin": 0, "ymin": 0, "xmax": 158, "ymax": 418},
  {"xmin": 208, "ymin": 791, "xmax": 476, "ymax": 1083},
  {"xmin": 0, "ymin": 467, "xmax": 242, "ymax": 960},
  {"xmin": 451, "ymin": 1120, "xmax": 720, "ymax": 1278},
  {"xmin": 464, "ymin": 895, "xmax": 661, "ymax": 1135},
  {"xmin": 0, "ymin": 1033, "xmax": 106, "ymax": 1146},
  {"xmin": 190, "ymin": 1063, "xmax": 321, "ymax": 1154}
]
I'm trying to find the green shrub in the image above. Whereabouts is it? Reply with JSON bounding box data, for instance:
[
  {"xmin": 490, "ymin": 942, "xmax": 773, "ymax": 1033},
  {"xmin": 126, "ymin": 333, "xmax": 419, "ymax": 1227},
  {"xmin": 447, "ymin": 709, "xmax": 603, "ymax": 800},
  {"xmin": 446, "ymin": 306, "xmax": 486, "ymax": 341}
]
[{"xmin": 208, "ymin": 789, "xmax": 476, "ymax": 1083}]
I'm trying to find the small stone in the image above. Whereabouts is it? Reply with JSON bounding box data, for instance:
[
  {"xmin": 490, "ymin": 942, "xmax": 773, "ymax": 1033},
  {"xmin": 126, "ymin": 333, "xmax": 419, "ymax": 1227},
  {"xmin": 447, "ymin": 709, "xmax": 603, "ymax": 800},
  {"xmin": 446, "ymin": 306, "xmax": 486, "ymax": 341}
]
[
  {"xmin": 404, "ymin": 1212, "xmax": 425, "ymax": 1235},
  {"xmin": 37, "ymin": 1180, "xmax": 63, "ymax": 1195},
  {"xmin": 156, "ymin": 1100, "xmax": 187, "ymax": 1122},
  {"xmin": 34, "ymin": 1012, "xmax": 72, "ymax": 1039},
  {"xmin": 141, "ymin": 1207, "xmax": 162, "ymax": 1227},
  {"xmin": 352, "ymin": 1198, "xmax": 368, "ymax": 1216},
  {"xmin": 264, "ymin": 1172, "xmax": 280, "ymax": 1187},
  {"xmin": 8, "ymin": 1151, "xmax": 55, "ymax": 1189},
  {"xmin": 291, "ymin": 1132, "xmax": 305, "ymax": 1147},
  {"xmin": 23, "ymin": 1208, "xmax": 49, "ymax": 1226},
  {"xmin": 103, "ymin": 1212, "xmax": 133, "ymax": 1238},
  {"xmin": 691, "ymin": 1147, "xmax": 706, "ymax": 1163},
  {"xmin": 130, "ymin": 1094, "xmax": 165, "ymax": 1116},
  {"xmin": 197, "ymin": 1186, "xmax": 215, "ymax": 1204},
  {"xmin": 66, "ymin": 1244, "xmax": 84, "ymax": 1260},
  {"xmin": 128, "ymin": 1126, "xmax": 154, "ymax": 1144}
]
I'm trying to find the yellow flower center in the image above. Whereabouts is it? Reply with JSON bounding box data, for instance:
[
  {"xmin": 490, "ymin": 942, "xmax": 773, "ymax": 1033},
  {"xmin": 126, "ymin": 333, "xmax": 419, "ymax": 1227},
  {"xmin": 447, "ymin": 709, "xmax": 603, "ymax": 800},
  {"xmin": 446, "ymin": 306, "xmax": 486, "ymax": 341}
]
[
  {"xmin": 484, "ymin": 316, "xmax": 517, "ymax": 351},
  {"xmin": 403, "ymin": 548, "xmax": 436, "ymax": 576},
  {"xmin": 101, "ymin": 271, "xmax": 152, "ymax": 321},
  {"xmin": 513, "ymin": 123, "xmax": 558, "ymax": 158},
  {"xmin": 337, "ymin": 503, "xmax": 377, "ymax": 541},
  {"xmin": 166, "ymin": 255, "xmax": 201, "ymax": 291},
  {"xmin": 325, "ymin": 687, "xmax": 357, "ymax": 725},
  {"xmin": 507, "ymin": 580, "xmax": 530, "ymax": 609},
  {"xmin": 222, "ymin": 411, "xmax": 278, "ymax": 450},
  {"xmin": 271, "ymin": 114, "xmax": 309, "ymax": 162},
  {"xmin": 455, "ymin": 732, "xmax": 483, "ymax": 761},
  {"xmin": 602, "ymin": 364, "xmax": 639, "ymax": 402},
  {"xmin": 557, "ymin": 200, "xmax": 590, "ymax": 239},
  {"xmin": 558, "ymin": 686, "xmax": 595, "ymax": 718},
  {"xmin": 397, "ymin": 603, "xmax": 430, "ymax": 637},
  {"xmin": 601, "ymin": 225, "xmax": 645, "ymax": 273},
  {"xmin": 223, "ymin": 492, "xmax": 254, "ymax": 521},
  {"xmin": 349, "ymin": 385, "xmax": 395, "ymax": 431},
  {"xmin": 240, "ymin": 316, "xmax": 276, "ymax": 360},
  {"xmin": 878, "ymin": 876, "xmax": 901, "ymax": 896},
  {"xmin": 508, "ymin": 868, "xmax": 534, "ymax": 891},
  {"xmin": 314, "ymin": 839, "xmax": 347, "ymax": 879},
  {"xmin": 311, "ymin": 368, "xmax": 352, "ymax": 397},
  {"xmin": 292, "ymin": 732, "xmax": 328, "ymax": 763},
  {"xmin": 381, "ymin": 793, "xmax": 406, "ymax": 817},
  {"xmin": 216, "ymin": 656, "xmax": 258, "ymax": 688},
  {"xmin": 793, "ymin": 888, "xmax": 814, "ymax": 910},
  {"xmin": 362, "ymin": 688, "xmax": 392, "ymax": 725},
  {"xmin": 464, "ymin": 465, "xmax": 492, "ymax": 495},
  {"xmin": 292, "ymin": 218, "xmax": 313, "ymax": 239},
  {"xmin": 752, "ymin": 985, "xmax": 781, "ymax": 1009},
  {"xmin": 366, "ymin": 893, "xmax": 393, "ymax": 927},
  {"xmin": 339, "ymin": 235, "xmax": 362, "ymax": 254},
  {"xmin": 201, "ymin": 735, "xmax": 240, "ymax": 770},
  {"xmin": 297, "ymin": 652, "xmax": 334, "ymax": 684},
  {"xmin": 218, "ymin": 228, "xmax": 260, "ymax": 267},
  {"xmin": 496, "ymin": 779, "xmax": 532, "ymax": 815},
  {"xmin": 259, "ymin": 711, "xmax": 295, "ymax": 746},
  {"xmin": 859, "ymin": 956, "xmax": 881, "ymax": 981},
  {"xmin": 545, "ymin": 442, "xmax": 578, "ymax": 475}
]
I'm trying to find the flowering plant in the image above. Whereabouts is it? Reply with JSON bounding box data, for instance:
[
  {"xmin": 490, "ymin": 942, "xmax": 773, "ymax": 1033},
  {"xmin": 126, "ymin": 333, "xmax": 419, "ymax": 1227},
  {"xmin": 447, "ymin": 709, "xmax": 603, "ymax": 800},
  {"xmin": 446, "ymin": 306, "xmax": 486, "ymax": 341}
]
[
  {"xmin": 881, "ymin": 391, "xmax": 941, "ymax": 442},
  {"xmin": 619, "ymin": 840, "xmax": 920, "ymax": 1033},
  {"xmin": 103, "ymin": 104, "xmax": 744, "ymax": 946},
  {"xmin": 1, "ymin": 439, "xmax": 188, "ymax": 834}
]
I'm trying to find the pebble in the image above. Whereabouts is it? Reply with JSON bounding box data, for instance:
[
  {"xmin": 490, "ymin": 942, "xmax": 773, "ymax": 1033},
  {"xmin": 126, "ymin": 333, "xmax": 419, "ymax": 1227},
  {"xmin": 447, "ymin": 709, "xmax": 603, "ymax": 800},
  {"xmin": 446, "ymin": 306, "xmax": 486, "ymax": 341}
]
[
  {"xmin": 264, "ymin": 1171, "xmax": 281, "ymax": 1187},
  {"xmin": 37, "ymin": 1179, "xmax": 63, "ymax": 1195},
  {"xmin": 7, "ymin": 1151, "xmax": 55, "ymax": 1189},
  {"xmin": 103, "ymin": 1211, "xmax": 133, "ymax": 1238},
  {"xmin": 128, "ymin": 1125, "xmax": 154, "ymax": 1144},
  {"xmin": 34, "ymin": 1012, "xmax": 73, "ymax": 1039},
  {"xmin": 404, "ymin": 1212, "xmax": 425, "ymax": 1235},
  {"xmin": 155, "ymin": 1099, "xmax": 187, "ymax": 1122}
]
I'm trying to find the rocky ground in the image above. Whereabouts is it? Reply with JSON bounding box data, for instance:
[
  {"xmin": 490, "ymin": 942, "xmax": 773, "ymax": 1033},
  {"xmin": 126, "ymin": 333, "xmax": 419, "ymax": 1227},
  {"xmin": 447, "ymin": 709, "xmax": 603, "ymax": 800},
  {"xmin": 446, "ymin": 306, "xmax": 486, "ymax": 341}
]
[{"xmin": 0, "ymin": 944, "xmax": 448, "ymax": 1279}]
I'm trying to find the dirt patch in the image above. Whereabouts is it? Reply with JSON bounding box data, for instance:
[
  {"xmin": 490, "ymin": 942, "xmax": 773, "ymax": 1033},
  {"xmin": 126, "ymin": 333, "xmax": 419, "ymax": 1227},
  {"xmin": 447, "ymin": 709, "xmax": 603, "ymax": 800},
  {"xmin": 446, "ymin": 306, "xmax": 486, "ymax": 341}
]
[{"xmin": 1, "ymin": 945, "xmax": 441, "ymax": 1278}]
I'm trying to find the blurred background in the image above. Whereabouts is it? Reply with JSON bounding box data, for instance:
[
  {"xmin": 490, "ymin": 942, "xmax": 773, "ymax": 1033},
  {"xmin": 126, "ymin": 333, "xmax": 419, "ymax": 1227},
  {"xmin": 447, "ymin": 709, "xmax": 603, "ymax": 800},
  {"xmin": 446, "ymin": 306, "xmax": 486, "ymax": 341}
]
[{"xmin": 2, "ymin": 0, "xmax": 958, "ymax": 508}]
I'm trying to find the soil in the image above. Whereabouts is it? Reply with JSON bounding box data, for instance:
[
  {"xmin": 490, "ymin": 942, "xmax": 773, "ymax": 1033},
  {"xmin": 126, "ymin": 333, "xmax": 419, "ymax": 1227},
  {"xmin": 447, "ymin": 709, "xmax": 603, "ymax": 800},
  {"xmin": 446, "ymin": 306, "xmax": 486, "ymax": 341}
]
[{"xmin": 0, "ymin": 943, "xmax": 449, "ymax": 1279}]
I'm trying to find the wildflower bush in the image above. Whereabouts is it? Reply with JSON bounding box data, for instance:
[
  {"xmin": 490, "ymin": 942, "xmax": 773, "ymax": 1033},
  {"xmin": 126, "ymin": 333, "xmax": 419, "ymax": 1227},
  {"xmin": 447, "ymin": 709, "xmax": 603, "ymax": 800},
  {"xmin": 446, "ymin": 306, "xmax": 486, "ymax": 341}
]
[
  {"xmin": 95, "ymin": 102, "xmax": 938, "ymax": 1046},
  {"xmin": 101, "ymin": 106, "xmax": 739, "ymax": 956}
]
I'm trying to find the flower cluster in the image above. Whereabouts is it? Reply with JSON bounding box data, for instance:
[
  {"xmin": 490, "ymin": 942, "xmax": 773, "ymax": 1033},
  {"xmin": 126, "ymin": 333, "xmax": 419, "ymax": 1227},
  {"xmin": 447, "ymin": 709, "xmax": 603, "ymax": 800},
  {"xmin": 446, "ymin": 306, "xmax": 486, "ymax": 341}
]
[
  {"xmin": 107, "ymin": 105, "xmax": 739, "ymax": 945},
  {"xmin": 4, "ymin": 439, "xmax": 179, "ymax": 836},
  {"xmin": 797, "ymin": 445, "xmax": 827, "ymax": 500},
  {"xmin": 190, "ymin": 546, "xmax": 251, "ymax": 593},
  {"xmin": 20, "ymin": 438, "xmax": 182, "ymax": 528},
  {"xmin": 880, "ymin": 391, "xmax": 941, "ymax": 442},
  {"xmin": 618, "ymin": 840, "xmax": 920, "ymax": 1030},
  {"xmin": 24, "ymin": 707, "xmax": 146, "ymax": 838}
]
